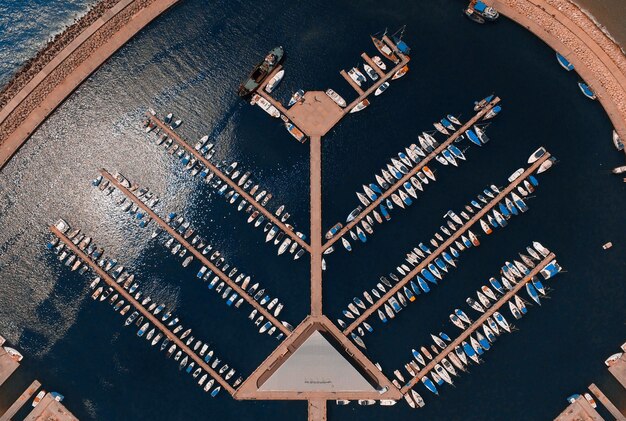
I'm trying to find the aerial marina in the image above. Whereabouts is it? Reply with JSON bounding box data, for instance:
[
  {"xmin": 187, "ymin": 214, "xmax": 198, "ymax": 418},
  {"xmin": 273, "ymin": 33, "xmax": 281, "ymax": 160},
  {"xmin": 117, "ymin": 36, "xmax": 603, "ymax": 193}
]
[{"xmin": 0, "ymin": 0, "xmax": 625, "ymax": 420}]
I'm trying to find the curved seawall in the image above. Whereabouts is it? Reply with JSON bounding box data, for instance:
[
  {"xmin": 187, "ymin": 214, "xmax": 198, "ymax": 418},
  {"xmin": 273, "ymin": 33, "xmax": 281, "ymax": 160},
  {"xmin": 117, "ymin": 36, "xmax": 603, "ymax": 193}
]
[
  {"xmin": 484, "ymin": 0, "xmax": 626, "ymax": 156},
  {"xmin": 0, "ymin": 0, "xmax": 179, "ymax": 170}
]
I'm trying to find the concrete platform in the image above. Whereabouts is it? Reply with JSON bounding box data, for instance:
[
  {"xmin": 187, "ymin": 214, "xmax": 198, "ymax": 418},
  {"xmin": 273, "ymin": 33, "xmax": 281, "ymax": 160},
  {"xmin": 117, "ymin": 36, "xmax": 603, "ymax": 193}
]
[
  {"xmin": 287, "ymin": 92, "xmax": 344, "ymax": 137},
  {"xmin": 554, "ymin": 395, "xmax": 604, "ymax": 421},
  {"xmin": 609, "ymin": 353, "xmax": 626, "ymax": 389}
]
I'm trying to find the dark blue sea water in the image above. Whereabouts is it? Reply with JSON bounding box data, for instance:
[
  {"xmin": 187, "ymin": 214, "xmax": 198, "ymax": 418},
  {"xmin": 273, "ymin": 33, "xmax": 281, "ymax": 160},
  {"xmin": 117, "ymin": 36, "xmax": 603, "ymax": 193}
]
[{"xmin": 0, "ymin": 0, "xmax": 625, "ymax": 420}]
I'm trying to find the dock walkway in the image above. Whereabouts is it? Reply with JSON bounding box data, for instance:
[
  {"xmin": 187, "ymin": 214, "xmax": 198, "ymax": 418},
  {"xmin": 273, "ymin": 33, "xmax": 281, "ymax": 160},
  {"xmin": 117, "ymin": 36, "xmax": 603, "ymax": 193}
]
[
  {"xmin": 0, "ymin": 380, "xmax": 41, "ymax": 421},
  {"xmin": 344, "ymin": 152, "xmax": 551, "ymax": 335},
  {"xmin": 100, "ymin": 169, "xmax": 291, "ymax": 336},
  {"xmin": 50, "ymin": 225, "xmax": 238, "ymax": 396},
  {"xmin": 608, "ymin": 352, "xmax": 626, "ymax": 389},
  {"xmin": 23, "ymin": 393, "xmax": 78, "ymax": 421},
  {"xmin": 147, "ymin": 115, "xmax": 310, "ymax": 253},
  {"xmin": 588, "ymin": 383, "xmax": 626, "ymax": 420},
  {"xmin": 400, "ymin": 253, "xmax": 555, "ymax": 394},
  {"xmin": 323, "ymin": 97, "xmax": 501, "ymax": 251},
  {"xmin": 0, "ymin": 347, "xmax": 19, "ymax": 387}
]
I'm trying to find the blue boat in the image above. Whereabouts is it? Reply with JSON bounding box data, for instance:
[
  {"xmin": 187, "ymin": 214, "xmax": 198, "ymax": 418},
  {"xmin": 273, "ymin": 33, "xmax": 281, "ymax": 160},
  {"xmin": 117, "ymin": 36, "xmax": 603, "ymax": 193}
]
[
  {"xmin": 441, "ymin": 118, "xmax": 455, "ymax": 131},
  {"xmin": 463, "ymin": 342, "xmax": 477, "ymax": 360},
  {"xmin": 498, "ymin": 203, "xmax": 510, "ymax": 219},
  {"xmin": 378, "ymin": 310, "xmax": 388, "ymax": 323},
  {"xmin": 532, "ymin": 277, "xmax": 546, "ymax": 295},
  {"xmin": 449, "ymin": 247, "xmax": 460, "ymax": 258},
  {"xmin": 526, "ymin": 282, "xmax": 541, "ymax": 305},
  {"xmin": 369, "ymin": 183, "xmax": 382, "ymax": 194},
  {"xmin": 357, "ymin": 228, "xmax": 367, "ymax": 243},
  {"xmin": 211, "ymin": 386, "xmax": 221, "ymax": 397},
  {"xmin": 514, "ymin": 198, "xmax": 528, "ymax": 212},
  {"xmin": 466, "ymin": 129, "xmax": 482, "ymax": 146},
  {"xmin": 186, "ymin": 363, "xmax": 194, "ymax": 374},
  {"xmin": 462, "ymin": 236, "xmax": 472, "ymax": 248},
  {"xmin": 419, "ymin": 242, "xmax": 432, "ymax": 255},
  {"xmin": 435, "ymin": 258, "xmax": 447, "ymax": 272},
  {"xmin": 471, "ymin": 200, "xmax": 482, "ymax": 209},
  {"xmin": 528, "ymin": 175, "xmax": 539, "ymax": 187},
  {"xmin": 428, "ymin": 264, "xmax": 442, "ymax": 279},
  {"xmin": 385, "ymin": 198, "xmax": 394, "ymax": 209},
  {"xmin": 422, "ymin": 376, "xmax": 439, "ymax": 395},
  {"xmin": 226, "ymin": 294, "xmax": 237, "ymax": 306},
  {"xmin": 421, "ymin": 269, "xmax": 437, "ymax": 284},
  {"xmin": 389, "ymin": 297, "xmax": 402, "ymax": 312},
  {"xmin": 556, "ymin": 52, "xmax": 574, "ymax": 71},
  {"xmin": 448, "ymin": 144, "xmax": 465, "ymax": 160},
  {"xmin": 477, "ymin": 333, "xmax": 491, "ymax": 350},
  {"xmin": 489, "ymin": 277, "xmax": 505, "ymax": 294},
  {"xmin": 379, "ymin": 204, "xmax": 391, "ymax": 221},
  {"xmin": 416, "ymin": 276, "xmax": 430, "ymax": 293},
  {"xmin": 410, "ymin": 280, "xmax": 421, "ymax": 295},
  {"xmin": 402, "ymin": 194, "xmax": 412, "ymax": 206},
  {"xmin": 439, "ymin": 332, "xmax": 451, "ymax": 342},
  {"xmin": 442, "ymin": 252, "xmax": 455, "ymax": 267},
  {"xmin": 404, "ymin": 286, "xmax": 415, "ymax": 301},
  {"xmin": 578, "ymin": 82, "xmax": 596, "ymax": 100}
]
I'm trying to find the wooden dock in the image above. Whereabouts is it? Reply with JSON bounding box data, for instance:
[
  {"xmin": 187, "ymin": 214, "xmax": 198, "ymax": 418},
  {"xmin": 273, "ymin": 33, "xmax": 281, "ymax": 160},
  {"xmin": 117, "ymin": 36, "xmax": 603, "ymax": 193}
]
[
  {"xmin": 344, "ymin": 152, "xmax": 552, "ymax": 335},
  {"xmin": 23, "ymin": 393, "xmax": 78, "ymax": 421},
  {"xmin": 147, "ymin": 115, "xmax": 310, "ymax": 253},
  {"xmin": 255, "ymin": 36, "xmax": 410, "ymax": 139},
  {"xmin": 554, "ymin": 394, "xmax": 605, "ymax": 421},
  {"xmin": 50, "ymin": 225, "xmax": 238, "ymax": 396},
  {"xmin": 323, "ymin": 97, "xmax": 501, "ymax": 252},
  {"xmin": 608, "ymin": 352, "xmax": 626, "ymax": 389},
  {"xmin": 400, "ymin": 253, "xmax": 555, "ymax": 394},
  {"xmin": 0, "ymin": 347, "xmax": 19, "ymax": 387},
  {"xmin": 308, "ymin": 399, "xmax": 327, "ymax": 421},
  {"xmin": 0, "ymin": 380, "xmax": 41, "ymax": 421},
  {"xmin": 310, "ymin": 136, "xmax": 323, "ymax": 316},
  {"xmin": 100, "ymin": 169, "xmax": 291, "ymax": 336},
  {"xmin": 588, "ymin": 383, "xmax": 626, "ymax": 420}
]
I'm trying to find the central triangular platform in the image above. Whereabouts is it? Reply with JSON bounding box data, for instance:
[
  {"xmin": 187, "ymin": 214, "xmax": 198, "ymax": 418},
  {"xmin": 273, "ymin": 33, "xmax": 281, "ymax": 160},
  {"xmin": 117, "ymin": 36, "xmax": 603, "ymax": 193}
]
[
  {"xmin": 234, "ymin": 316, "xmax": 402, "ymax": 401},
  {"xmin": 258, "ymin": 330, "xmax": 376, "ymax": 392}
]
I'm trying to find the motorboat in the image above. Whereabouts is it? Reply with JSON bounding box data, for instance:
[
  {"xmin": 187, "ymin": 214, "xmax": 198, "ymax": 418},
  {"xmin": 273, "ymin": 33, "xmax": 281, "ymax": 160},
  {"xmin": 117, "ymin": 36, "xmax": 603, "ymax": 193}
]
[
  {"xmin": 391, "ymin": 65, "xmax": 408, "ymax": 80},
  {"xmin": 578, "ymin": 82, "xmax": 596, "ymax": 100},
  {"xmin": 363, "ymin": 63, "xmax": 379, "ymax": 81},
  {"xmin": 372, "ymin": 56, "xmax": 387, "ymax": 70},
  {"xmin": 556, "ymin": 52, "xmax": 574, "ymax": 71},
  {"xmin": 375, "ymin": 82, "xmax": 389, "ymax": 96},
  {"xmin": 528, "ymin": 147, "xmax": 546, "ymax": 164},
  {"xmin": 349, "ymin": 99, "xmax": 370, "ymax": 113},
  {"xmin": 264, "ymin": 69, "xmax": 285, "ymax": 93},
  {"xmin": 325, "ymin": 89, "xmax": 347, "ymax": 107}
]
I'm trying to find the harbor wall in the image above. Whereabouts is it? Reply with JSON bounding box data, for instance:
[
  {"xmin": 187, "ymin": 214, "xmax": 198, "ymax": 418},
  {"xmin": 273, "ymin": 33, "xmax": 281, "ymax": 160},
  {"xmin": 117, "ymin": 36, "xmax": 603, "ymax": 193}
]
[
  {"xmin": 0, "ymin": 0, "xmax": 180, "ymax": 170},
  {"xmin": 484, "ymin": 0, "xmax": 626, "ymax": 156}
]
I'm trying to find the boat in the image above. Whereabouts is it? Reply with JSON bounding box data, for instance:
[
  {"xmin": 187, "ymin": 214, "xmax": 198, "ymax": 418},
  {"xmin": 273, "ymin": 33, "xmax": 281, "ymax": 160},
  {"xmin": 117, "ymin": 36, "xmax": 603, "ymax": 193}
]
[
  {"xmin": 325, "ymin": 89, "xmax": 347, "ymax": 107},
  {"xmin": 3, "ymin": 346, "xmax": 24, "ymax": 362},
  {"xmin": 537, "ymin": 158, "xmax": 555, "ymax": 174},
  {"xmin": 285, "ymin": 123, "xmax": 307, "ymax": 143},
  {"xmin": 370, "ymin": 33, "xmax": 399, "ymax": 63},
  {"xmin": 584, "ymin": 393, "xmax": 597, "ymax": 408},
  {"xmin": 363, "ymin": 63, "xmax": 379, "ymax": 81},
  {"xmin": 238, "ymin": 47, "xmax": 284, "ymax": 97},
  {"xmin": 484, "ymin": 105, "xmax": 501, "ymax": 120},
  {"xmin": 464, "ymin": 6, "xmax": 485, "ymax": 24},
  {"xmin": 252, "ymin": 94, "xmax": 280, "ymax": 118},
  {"xmin": 375, "ymin": 82, "xmax": 389, "ymax": 96},
  {"xmin": 288, "ymin": 89, "xmax": 305, "ymax": 107},
  {"xmin": 392, "ymin": 65, "xmax": 409, "ymax": 80},
  {"xmin": 556, "ymin": 52, "xmax": 574, "ymax": 71},
  {"xmin": 473, "ymin": 1, "xmax": 499, "ymax": 20},
  {"xmin": 32, "ymin": 390, "xmax": 45, "ymax": 407},
  {"xmin": 466, "ymin": 129, "xmax": 482, "ymax": 146},
  {"xmin": 372, "ymin": 56, "xmax": 387, "ymax": 70},
  {"xmin": 578, "ymin": 82, "xmax": 596, "ymax": 100},
  {"xmin": 613, "ymin": 130, "xmax": 624, "ymax": 151},
  {"xmin": 474, "ymin": 94, "xmax": 494, "ymax": 111},
  {"xmin": 265, "ymin": 69, "xmax": 285, "ymax": 93},
  {"xmin": 605, "ymin": 352, "xmax": 623, "ymax": 367},
  {"xmin": 612, "ymin": 165, "xmax": 626, "ymax": 174},
  {"xmin": 421, "ymin": 376, "xmax": 439, "ymax": 395},
  {"xmin": 528, "ymin": 147, "xmax": 546, "ymax": 164},
  {"xmin": 349, "ymin": 99, "xmax": 370, "ymax": 113}
]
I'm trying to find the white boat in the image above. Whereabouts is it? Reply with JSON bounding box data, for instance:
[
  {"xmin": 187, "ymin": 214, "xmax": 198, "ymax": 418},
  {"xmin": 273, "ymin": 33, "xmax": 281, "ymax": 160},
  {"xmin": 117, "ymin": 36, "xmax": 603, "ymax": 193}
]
[
  {"xmin": 374, "ymin": 82, "xmax": 389, "ymax": 96},
  {"xmin": 253, "ymin": 95, "xmax": 280, "ymax": 118},
  {"xmin": 363, "ymin": 63, "xmax": 379, "ymax": 81},
  {"xmin": 528, "ymin": 146, "xmax": 546, "ymax": 164},
  {"xmin": 265, "ymin": 69, "xmax": 285, "ymax": 93},
  {"xmin": 392, "ymin": 65, "xmax": 408, "ymax": 80},
  {"xmin": 3, "ymin": 346, "xmax": 23, "ymax": 362},
  {"xmin": 508, "ymin": 168, "xmax": 524, "ymax": 182},
  {"xmin": 537, "ymin": 158, "xmax": 554, "ymax": 174},
  {"xmin": 372, "ymin": 56, "xmax": 387, "ymax": 70},
  {"xmin": 348, "ymin": 68, "xmax": 364, "ymax": 86},
  {"xmin": 325, "ymin": 89, "xmax": 346, "ymax": 107}
]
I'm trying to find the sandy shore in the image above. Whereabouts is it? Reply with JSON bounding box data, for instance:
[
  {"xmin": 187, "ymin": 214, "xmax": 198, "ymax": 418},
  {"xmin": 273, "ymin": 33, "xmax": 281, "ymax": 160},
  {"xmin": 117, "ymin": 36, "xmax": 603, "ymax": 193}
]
[
  {"xmin": 485, "ymin": 0, "xmax": 626, "ymax": 157},
  {"xmin": 0, "ymin": 0, "xmax": 179, "ymax": 170}
]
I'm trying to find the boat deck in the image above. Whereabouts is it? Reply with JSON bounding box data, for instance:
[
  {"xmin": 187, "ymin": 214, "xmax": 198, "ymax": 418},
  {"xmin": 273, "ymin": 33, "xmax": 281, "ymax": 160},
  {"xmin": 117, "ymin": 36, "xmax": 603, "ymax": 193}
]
[
  {"xmin": 50, "ymin": 225, "xmax": 238, "ymax": 396},
  {"xmin": 323, "ymin": 97, "xmax": 501, "ymax": 251},
  {"xmin": 0, "ymin": 347, "xmax": 19, "ymax": 387},
  {"xmin": 608, "ymin": 352, "xmax": 626, "ymax": 389},
  {"xmin": 554, "ymin": 394, "xmax": 605, "ymax": 421},
  {"xmin": 23, "ymin": 393, "xmax": 78, "ymax": 421},
  {"xmin": 588, "ymin": 383, "xmax": 626, "ymax": 421},
  {"xmin": 100, "ymin": 169, "xmax": 291, "ymax": 336},
  {"xmin": 146, "ymin": 114, "xmax": 310, "ymax": 253},
  {"xmin": 400, "ymin": 253, "xmax": 555, "ymax": 394},
  {"xmin": 255, "ymin": 36, "xmax": 410, "ymax": 139},
  {"xmin": 343, "ymin": 151, "xmax": 552, "ymax": 335},
  {"xmin": 0, "ymin": 380, "xmax": 41, "ymax": 421}
]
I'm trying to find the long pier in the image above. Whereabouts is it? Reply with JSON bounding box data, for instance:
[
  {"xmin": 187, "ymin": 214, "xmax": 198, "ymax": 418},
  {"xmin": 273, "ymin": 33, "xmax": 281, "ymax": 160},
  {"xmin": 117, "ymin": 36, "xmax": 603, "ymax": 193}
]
[
  {"xmin": 146, "ymin": 115, "xmax": 310, "ymax": 253},
  {"xmin": 588, "ymin": 383, "xmax": 626, "ymax": 421},
  {"xmin": 310, "ymin": 136, "xmax": 323, "ymax": 316},
  {"xmin": 0, "ymin": 347, "xmax": 19, "ymax": 387},
  {"xmin": 400, "ymin": 253, "xmax": 555, "ymax": 394},
  {"xmin": 0, "ymin": 380, "xmax": 41, "ymax": 421},
  {"xmin": 322, "ymin": 97, "xmax": 501, "ymax": 251},
  {"xmin": 100, "ymin": 169, "xmax": 291, "ymax": 336},
  {"xmin": 344, "ymin": 152, "xmax": 551, "ymax": 335},
  {"xmin": 50, "ymin": 225, "xmax": 238, "ymax": 396}
]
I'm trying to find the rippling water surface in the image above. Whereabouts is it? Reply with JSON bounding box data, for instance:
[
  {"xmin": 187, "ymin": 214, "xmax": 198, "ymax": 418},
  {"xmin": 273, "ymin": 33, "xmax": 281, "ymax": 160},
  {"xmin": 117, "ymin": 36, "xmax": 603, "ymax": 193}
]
[{"xmin": 0, "ymin": 0, "xmax": 625, "ymax": 420}]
